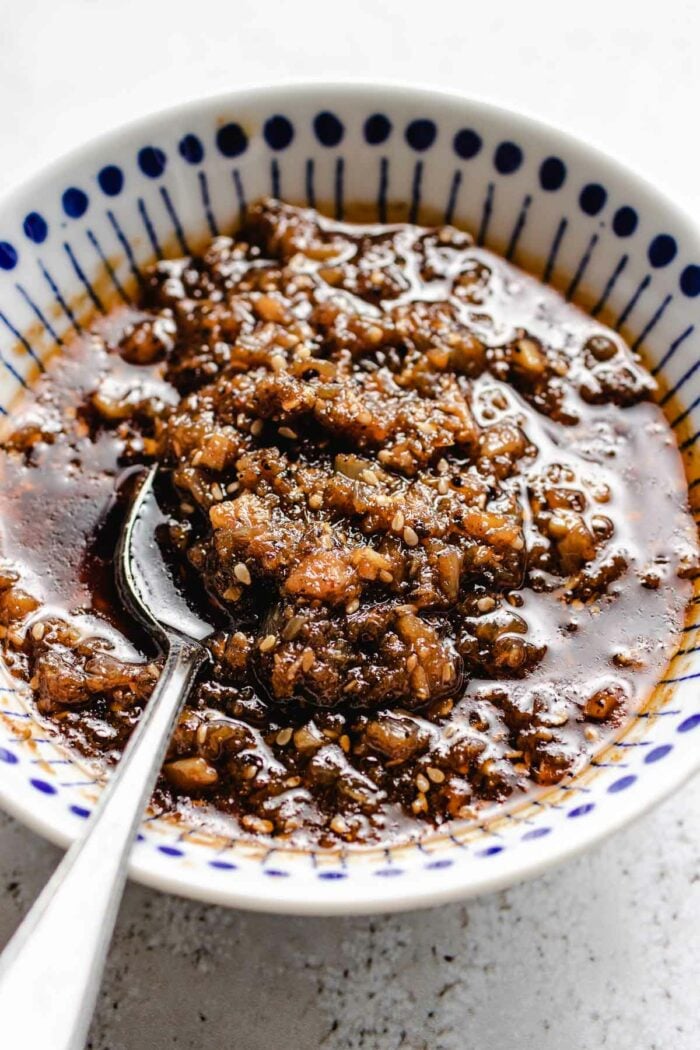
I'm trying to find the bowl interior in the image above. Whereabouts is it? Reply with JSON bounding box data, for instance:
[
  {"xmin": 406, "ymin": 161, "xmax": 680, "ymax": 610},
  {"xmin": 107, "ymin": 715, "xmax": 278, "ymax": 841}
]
[{"xmin": 0, "ymin": 85, "xmax": 698, "ymax": 914}]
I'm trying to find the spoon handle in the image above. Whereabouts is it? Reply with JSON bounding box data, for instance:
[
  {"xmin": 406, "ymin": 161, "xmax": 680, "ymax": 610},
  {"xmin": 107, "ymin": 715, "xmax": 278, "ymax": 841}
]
[{"xmin": 0, "ymin": 633, "xmax": 206, "ymax": 1050}]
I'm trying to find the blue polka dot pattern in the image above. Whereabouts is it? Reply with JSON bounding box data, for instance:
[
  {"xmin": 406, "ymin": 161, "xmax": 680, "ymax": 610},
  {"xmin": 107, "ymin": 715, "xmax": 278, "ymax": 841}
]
[
  {"xmin": 364, "ymin": 113, "xmax": 392, "ymax": 145},
  {"xmin": 612, "ymin": 206, "xmax": 638, "ymax": 237},
  {"xmin": 264, "ymin": 869, "xmax": 290, "ymax": 877},
  {"xmin": 70, "ymin": 805, "xmax": 90, "ymax": 818},
  {"xmin": 677, "ymin": 713, "xmax": 700, "ymax": 733},
  {"xmin": 608, "ymin": 775, "xmax": 637, "ymax": 793},
  {"xmin": 568, "ymin": 802, "xmax": 595, "ymax": 818},
  {"xmin": 494, "ymin": 141, "xmax": 523, "ymax": 175},
  {"xmin": 313, "ymin": 111, "xmax": 344, "ymax": 148},
  {"xmin": 317, "ymin": 871, "xmax": 347, "ymax": 880},
  {"xmin": 0, "ymin": 746, "xmax": 17, "ymax": 764},
  {"xmin": 453, "ymin": 128, "xmax": 482, "ymax": 159},
  {"xmin": 680, "ymin": 264, "xmax": 700, "ymax": 297},
  {"xmin": 23, "ymin": 212, "xmax": 48, "ymax": 243},
  {"xmin": 424, "ymin": 858, "xmax": 454, "ymax": 869},
  {"xmin": 477, "ymin": 845, "xmax": 504, "ymax": 857},
  {"xmin": 375, "ymin": 868, "xmax": 403, "ymax": 877},
  {"xmin": 138, "ymin": 147, "xmax": 166, "ymax": 178},
  {"xmin": 97, "ymin": 165, "xmax": 124, "ymax": 196},
  {"xmin": 264, "ymin": 115, "xmax": 294, "ymax": 150},
  {"xmin": 30, "ymin": 778, "xmax": 56, "ymax": 795},
  {"xmin": 157, "ymin": 844, "xmax": 184, "ymax": 857},
  {"xmin": 405, "ymin": 119, "xmax": 437, "ymax": 152},
  {"xmin": 62, "ymin": 187, "xmax": 89, "ymax": 218},
  {"xmin": 645, "ymin": 744, "xmax": 672, "ymax": 763},
  {"xmin": 522, "ymin": 826, "xmax": 551, "ymax": 840},
  {"xmin": 216, "ymin": 123, "xmax": 248, "ymax": 158},
  {"xmin": 0, "ymin": 242, "xmax": 18, "ymax": 270},
  {"xmin": 648, "ymin": 233, "xmax": 677, "ymax": 267},
  {"xmin": 539, "ymin": 156, "xmax": 566, "ymax": 191},
  {"xmin": 579, "ymin": 183, "xmax": 607, "ymax": 216},
  {"xmin": 209, "ymin": 859, "xmax": 237, "ymax": 871},
  {"xmin": 178, "ymin": 134, "xmax": 204, "ymax": 165}
]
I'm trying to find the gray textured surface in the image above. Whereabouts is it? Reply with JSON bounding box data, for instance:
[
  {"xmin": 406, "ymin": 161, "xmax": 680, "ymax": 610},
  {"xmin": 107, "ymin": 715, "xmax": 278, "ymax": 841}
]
[{"xmin": 1, "ymin": 776, "xmax": 698, "ymax": 1049}]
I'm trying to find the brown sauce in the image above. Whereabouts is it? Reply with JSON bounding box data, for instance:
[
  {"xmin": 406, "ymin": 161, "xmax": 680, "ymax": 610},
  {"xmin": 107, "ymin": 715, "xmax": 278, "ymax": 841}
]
[{"xmin": 0, "ymin": 199, "xmax": 697, "ymax": 847}]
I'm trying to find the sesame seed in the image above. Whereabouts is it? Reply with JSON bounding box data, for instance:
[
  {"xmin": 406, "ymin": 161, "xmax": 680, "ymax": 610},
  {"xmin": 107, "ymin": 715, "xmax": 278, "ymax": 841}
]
[
  {"xmin": 222, "ymin": 586, "xmax": 242, "ymax": 602},
  {"xmin": 259, "ymin": 633, "xmax": 278, "ymax": 652},
  {"xmin": 437, "ymin": 478, "xmax": 449, "ymax": 495},
  {"xmin": 411, "ymin": 793, "xmax": 428, "ymax": 814},
  {"xmin": 477, "ymin": 596, "xmax": 496, "ymax": 613},
  {"xmin": 180, "ymin": 502, "xmax": 195, "ymax": 515},
  {"xmin": 403, "ymin": 526, "xmax": 419, "ymax": 547},
  {"xmin": 278, "ymin": 426, "xmax": 298, "ymax": 440},
  {"xmin": 270, "ymin": 354, "xmax": 286, "ymax": 372},
  {"xmin": 339, "ymin": 734, "xmax": 351, "ymax": 753},
  {"xmin": 250, "ymin": 419, "xmax": 264, "ymax": 437},
  {"xmin": 241, "ymin": 815, "xmax": 274, "ymax": 835},
  {"xmin": 282, "ymin": 615, "xmax": 306, "ymax": 641},
  {"xmin": 234, "ymin": 563, "xmax": 252, "ymax": 585},
  {"xmin": 345, "ymin": 598, "xmax": 360, "ymax": 615},
  {"xmin": 584, "ymin": 725, "xmax": 599, "ymax": 742},
  {"xmin": 415, "ymin": 773, "xmax": 430, "ymax": 793},
  {"xmin": 406, "ymin": 653, "xmax": 418, "ymax": 672},
  {"xmin": 330, "ymin": 814, "xmax": 349, "ymax": 834},
  {"xmin": 391, "ymin": 510, "xmax": 405, "ymax": 532},
  {"xmin": 308, "ymin": 493, "xmax": 323, "ymax": 510},
  {"xmin": 360, "ymin": 468, "xmax": 379, "ymax": 486},
  {"xmin": 379, "ymin": 570, "xmax": 394, "ymax": 584},
  {"xmin": 427, "ymin": 766, "xmax": 445, "ymax": 784},
  {"xmin": 548, "ymin": 710, "xmax": 569, "ymax": 726},
  {"xmin": 301, "ymin": 649, "xmax": 315, "ymax": 672},
  {"xmin": 31, "ymin": 622, "xmax": 45, "ymax": 641}
]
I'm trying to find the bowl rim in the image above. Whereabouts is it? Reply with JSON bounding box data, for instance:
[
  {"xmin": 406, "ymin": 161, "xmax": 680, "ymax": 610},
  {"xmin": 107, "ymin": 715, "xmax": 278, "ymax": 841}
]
[{"xmin": 0, "ymin": 80, "xmax": 699, "ymax": 915}]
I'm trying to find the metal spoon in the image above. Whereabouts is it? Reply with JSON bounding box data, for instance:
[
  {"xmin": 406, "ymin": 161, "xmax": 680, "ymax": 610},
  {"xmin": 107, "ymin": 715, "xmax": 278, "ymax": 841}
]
[{"xmin": 0, "ymin": 465, "xmax": 213, "ymax": 1050}]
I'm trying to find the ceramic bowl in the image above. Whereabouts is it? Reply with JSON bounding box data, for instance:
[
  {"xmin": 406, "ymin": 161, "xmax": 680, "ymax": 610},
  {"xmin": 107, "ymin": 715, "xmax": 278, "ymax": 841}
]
[{"xmin": 0, "ymin": 84, "xmax": 698, "ymax": 915}]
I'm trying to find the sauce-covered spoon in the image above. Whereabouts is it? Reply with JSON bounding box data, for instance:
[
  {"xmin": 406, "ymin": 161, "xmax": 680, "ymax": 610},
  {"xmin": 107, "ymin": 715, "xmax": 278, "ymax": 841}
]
[{"xmin": 0, "ymin": 465, "xmax": 213, "ymax": 1050}]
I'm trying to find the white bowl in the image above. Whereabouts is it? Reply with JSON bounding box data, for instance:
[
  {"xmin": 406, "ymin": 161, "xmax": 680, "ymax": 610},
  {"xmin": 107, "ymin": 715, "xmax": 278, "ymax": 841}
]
[{"xmin": 0, "ymin": 84, "xmax": 698, "ymax": 915}]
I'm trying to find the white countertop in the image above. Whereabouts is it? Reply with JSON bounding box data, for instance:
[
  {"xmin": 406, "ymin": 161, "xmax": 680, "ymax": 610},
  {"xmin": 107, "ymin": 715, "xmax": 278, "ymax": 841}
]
[{"xmin": 0, "ymin": 3, "xmax": 698, "ymax": 1047}]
